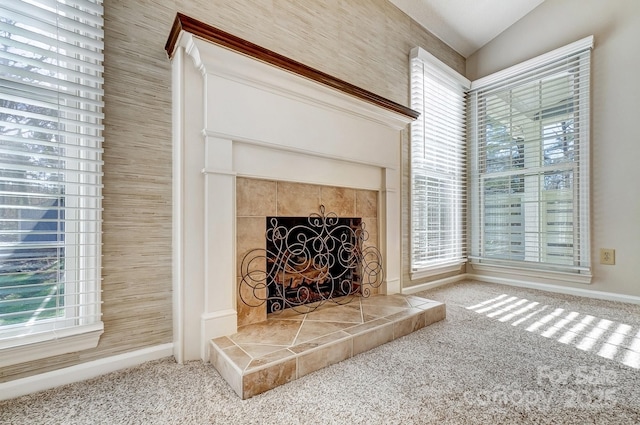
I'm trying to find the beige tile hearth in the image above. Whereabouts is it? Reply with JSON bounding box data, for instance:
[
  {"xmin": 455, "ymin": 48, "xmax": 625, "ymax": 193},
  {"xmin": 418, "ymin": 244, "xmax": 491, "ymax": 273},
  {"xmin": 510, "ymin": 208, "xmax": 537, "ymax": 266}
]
[{"xmin": 209, "ymin": 294, "xmax": 445, "ymax": 399}]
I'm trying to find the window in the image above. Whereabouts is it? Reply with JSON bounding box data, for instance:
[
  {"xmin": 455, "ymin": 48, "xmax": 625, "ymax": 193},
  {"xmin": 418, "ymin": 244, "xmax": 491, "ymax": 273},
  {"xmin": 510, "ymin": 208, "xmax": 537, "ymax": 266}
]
[
  {"xmin": 468, "ymin": 37, "xmax": 592, "ymax": 279},
  {"xmin": 0, "ymin": 0, "xmax": 104, "ymax": 365},
  {"xmin": 410, "ymin": 47, "xmax": 470, "ymax": 278}
]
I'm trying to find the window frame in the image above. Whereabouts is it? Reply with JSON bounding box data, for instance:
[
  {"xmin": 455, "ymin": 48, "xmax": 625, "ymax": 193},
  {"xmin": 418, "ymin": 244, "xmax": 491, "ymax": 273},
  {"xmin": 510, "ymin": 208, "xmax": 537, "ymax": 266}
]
[
  {"xmin": 0, "ymin": 0, "xmax": 104, "ymax": 367},
  {"xmin": 409, "ymin": 47, "xmax": 470, "ymax": 279},
  {"xmin": 468, "ymin": 36, "xmax": 593, "ymax": 282}
]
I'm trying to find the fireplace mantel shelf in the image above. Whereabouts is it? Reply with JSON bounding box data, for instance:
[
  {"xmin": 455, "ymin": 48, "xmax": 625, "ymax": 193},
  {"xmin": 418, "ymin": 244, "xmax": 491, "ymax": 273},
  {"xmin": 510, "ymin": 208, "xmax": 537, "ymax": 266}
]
[{"xmin": 165, "ymin": 13, "xmax": 419, "ymax": 121}]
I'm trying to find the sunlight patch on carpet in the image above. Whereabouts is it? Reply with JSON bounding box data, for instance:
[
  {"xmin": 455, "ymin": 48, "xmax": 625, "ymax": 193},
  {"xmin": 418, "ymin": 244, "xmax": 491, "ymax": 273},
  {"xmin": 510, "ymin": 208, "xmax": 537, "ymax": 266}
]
[{"xmin": 466, "ymin": 294, "xmax": 640, "ymax": 369}]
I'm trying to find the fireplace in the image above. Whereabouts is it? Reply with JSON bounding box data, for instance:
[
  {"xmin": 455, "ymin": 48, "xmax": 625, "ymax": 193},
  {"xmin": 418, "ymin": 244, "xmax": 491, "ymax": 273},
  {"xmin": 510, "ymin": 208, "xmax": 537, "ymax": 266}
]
[{"xmin": 166, "ymin": 14, "xmax": 417, "ymax": 362}]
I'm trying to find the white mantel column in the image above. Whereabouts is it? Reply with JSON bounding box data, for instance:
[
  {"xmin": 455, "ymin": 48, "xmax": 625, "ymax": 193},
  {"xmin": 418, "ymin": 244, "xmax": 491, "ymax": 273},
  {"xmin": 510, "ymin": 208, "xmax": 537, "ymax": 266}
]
[
  {"xmin": 200, "ymin": 134, "xmax": 237, "ymax": 360},
  {"xmin": 382, "ymin": 166, "xmax": 401, "ymax": 295}
]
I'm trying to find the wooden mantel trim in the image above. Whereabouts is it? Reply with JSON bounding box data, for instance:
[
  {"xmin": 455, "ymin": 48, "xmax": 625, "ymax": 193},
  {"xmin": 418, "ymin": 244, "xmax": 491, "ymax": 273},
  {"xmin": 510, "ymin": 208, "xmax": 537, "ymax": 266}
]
[{"xmin": 165, "ymin": 13, "xmax": 419, "ymax": 120}]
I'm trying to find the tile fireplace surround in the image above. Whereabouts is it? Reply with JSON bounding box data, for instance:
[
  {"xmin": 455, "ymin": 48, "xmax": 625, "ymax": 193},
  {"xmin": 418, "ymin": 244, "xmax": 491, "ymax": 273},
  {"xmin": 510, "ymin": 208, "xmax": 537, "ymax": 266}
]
[
  {"xmin": 165, "ymin": 13, "xmax": 434, "ymax": 393},
  {"xmin": 236, "ymin": 177, "xmax": 383, "ymax": 327}
]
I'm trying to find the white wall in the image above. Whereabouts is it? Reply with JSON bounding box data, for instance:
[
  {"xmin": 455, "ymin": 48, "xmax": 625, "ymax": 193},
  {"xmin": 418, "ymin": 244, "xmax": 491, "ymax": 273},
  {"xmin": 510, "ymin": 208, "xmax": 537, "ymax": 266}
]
[{"xmin": 466, "ymin": 0, "xmax": 640, "ymax": 297}]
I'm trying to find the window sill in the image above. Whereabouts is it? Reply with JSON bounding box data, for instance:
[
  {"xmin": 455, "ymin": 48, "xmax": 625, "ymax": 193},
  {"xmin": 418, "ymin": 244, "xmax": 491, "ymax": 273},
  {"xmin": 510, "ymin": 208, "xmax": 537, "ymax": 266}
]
[
  {"xmin": 469, "ymin": 261, "xmax": 593, "ymax": 285},
  {"xmin": 0, "ymin": 322, "xmax": 104, "ymax": 368},
  {"xmin": 411, "ymin": 261, "xmax": 465, "ymax": 281}
]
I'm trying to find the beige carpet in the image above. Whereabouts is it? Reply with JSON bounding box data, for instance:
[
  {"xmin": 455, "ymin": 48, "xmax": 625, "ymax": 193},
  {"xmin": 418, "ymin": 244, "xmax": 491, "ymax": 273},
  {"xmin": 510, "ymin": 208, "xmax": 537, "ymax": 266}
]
[{"xmin": 2, "ymin": 280, "xmax": 639, "ymax": 424}]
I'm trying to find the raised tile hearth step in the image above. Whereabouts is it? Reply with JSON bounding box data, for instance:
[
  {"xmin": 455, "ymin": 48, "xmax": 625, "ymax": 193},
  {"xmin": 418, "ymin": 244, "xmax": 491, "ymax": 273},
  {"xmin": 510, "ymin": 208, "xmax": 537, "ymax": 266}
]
[{"xmin": 209, "ymin": 294, "xmax": 445, "ymax": 399}]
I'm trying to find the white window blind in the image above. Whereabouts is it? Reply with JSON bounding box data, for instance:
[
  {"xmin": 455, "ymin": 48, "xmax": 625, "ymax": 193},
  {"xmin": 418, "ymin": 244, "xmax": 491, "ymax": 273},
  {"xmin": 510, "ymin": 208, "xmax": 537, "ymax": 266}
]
[
  {"xmin": 0, "ymin": 0, "xmax": 104, "ymax": 348},
  {"xmin": 468, "ymin": 37, "xmax": 592, "ymax": 276},
  {"xmin": 410, "ymin": 47, "xmax": 470, "ymax": 276}
]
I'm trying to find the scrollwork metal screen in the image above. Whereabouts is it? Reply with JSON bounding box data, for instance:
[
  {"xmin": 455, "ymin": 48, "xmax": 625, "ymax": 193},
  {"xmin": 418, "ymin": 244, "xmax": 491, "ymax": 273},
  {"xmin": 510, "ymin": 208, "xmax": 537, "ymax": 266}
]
[{"xmin": 239, "ymin": 206, "xmax": 383, "ymax": 314}]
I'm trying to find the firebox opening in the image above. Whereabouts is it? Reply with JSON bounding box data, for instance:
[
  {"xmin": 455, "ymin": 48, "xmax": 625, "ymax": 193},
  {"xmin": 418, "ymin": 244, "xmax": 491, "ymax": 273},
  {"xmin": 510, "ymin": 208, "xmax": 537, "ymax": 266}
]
[{"xmin": 266, "ymin": 215, "xmax": 363, "ymax": 313}]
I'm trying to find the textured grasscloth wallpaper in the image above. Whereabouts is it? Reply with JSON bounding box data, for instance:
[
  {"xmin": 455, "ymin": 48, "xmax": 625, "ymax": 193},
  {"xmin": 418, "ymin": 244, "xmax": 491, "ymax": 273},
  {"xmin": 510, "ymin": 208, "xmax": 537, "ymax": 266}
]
[{"xmin": 2, "ymin": 0, "xmax": 463, "ymax": 381}]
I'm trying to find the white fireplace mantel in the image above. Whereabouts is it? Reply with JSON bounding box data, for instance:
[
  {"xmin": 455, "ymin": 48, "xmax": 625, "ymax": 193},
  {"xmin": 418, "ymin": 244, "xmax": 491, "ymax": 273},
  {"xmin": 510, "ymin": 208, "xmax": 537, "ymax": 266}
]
[{"xmin": 167, "ymin": 14, "xmax": 416, "ymax": 363}]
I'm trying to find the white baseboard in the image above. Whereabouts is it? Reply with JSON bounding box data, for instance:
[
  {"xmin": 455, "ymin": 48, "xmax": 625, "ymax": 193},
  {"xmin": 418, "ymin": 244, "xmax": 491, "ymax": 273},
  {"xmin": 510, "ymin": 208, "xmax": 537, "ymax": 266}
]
[
  {"xmin": 402, "ymin": 273, "xmax": 470, "ymax": 295},
  {"xmin": 0, "ymin": 343, "xmax": 174, "ymax": 402},
  {"xmin": 467, "ymin": 274, "xmax": 640, "ymax": 305},
  {"xmin": 401, "ymin": 272, "xmax": 640, "ymax": 306}
]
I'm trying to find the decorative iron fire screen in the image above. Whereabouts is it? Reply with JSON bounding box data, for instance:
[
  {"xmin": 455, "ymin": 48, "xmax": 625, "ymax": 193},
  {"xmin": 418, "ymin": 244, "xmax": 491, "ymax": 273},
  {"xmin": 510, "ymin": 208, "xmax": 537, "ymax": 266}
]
[{"xmin": 239, "ymin": 205, "xmax": 383, "ymax": 314}]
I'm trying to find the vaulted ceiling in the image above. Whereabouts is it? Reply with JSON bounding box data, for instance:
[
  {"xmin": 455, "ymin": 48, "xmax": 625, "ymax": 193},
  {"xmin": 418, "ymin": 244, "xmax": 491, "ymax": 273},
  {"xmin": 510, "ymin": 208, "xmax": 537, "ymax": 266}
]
[{"xmin": 389, "ymin": 0, "xmax": 546, "ymax": 58}]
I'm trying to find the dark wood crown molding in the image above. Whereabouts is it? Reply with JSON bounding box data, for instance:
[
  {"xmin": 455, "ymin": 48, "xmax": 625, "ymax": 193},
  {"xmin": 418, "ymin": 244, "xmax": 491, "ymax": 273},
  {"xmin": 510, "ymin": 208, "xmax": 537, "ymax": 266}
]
[{"xmin": 165, "ymin": 13, "xmax": 419, "ymax": 120}]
